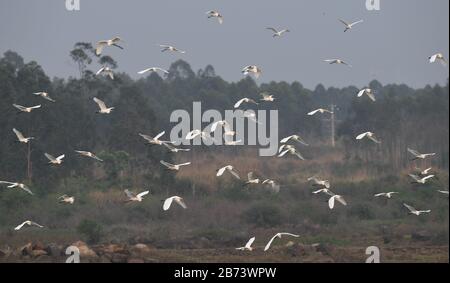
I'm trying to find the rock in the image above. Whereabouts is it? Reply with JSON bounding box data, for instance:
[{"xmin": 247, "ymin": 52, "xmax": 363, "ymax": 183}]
[
  {"xmin": 314, "ymin": 243, "xmax": 333, "ymax": 256},
  {"xmin": 20, "ymin": 243, "xmax": 33, "ymax": 257},
  {"xmin": 45, "ymin": 243, "xmax": 62, "ymax": 257},
  {"xmin": 127, "ymin": 258, "xmax": 145, "ymax": 263},
  {"xmin": 32, "ymin": 241, "xmax": 45, "ymax": 251},
  {"xmin": 0, "ymin": 246, "xmax": 12, "ymax": 258},
  {"xmin": 131, "ymin": 243, "xmax": 152, "ymax": 254},
  {"xmin": 71, "ymin": 241, "xmax": 97, "ymax": 258},
  {"xmin": 103, "ymin": 244, "xmax": 129, "ymax": 255},
  {"xmin": 31, "ymin": 249, "xmax": 48, "ymax": 258}
]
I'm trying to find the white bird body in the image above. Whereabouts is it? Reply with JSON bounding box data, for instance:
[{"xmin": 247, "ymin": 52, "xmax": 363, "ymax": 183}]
[
  {"xmin": 0, "ymin": 181, "xmax": 33, "ymax": 195},
  {"xmin": 437, "ymin": 190, "xmax": 449, "ymax": 195},
  {"xmin": 59, "ymin": 194, "xmax": 75, "ymax": 204},
  {"xmin": 260, "ymin": 92, "xmax": 275, "ymax": 102},
  {"xmin": 125, "ymin": 189, "xmax": 150, "ymax": 202},
  {"xmin": 163, "ymin": 196, "xmax": 187, "ymax": 211},
  {"xmin": 308, "ymin": 177, "xmax": 331, "ymax": 189},
  {"xmin": 160, "ymin": 160, "xmax": 191, "ymax": 171},
  {"xmin": 139, "ymin": 131, "xmax": 168, "ymax": 146},
  {"xmin": 242, "ymin": 65, "xmax": 262, "ymax": 79},
  {"xmin": 186, "ymin": 129, "xmax": 211, "ymax": 141},
  {"xmin": 13, "ymin": 128, "xmax": 34, "ymax": 143},
  {"xmin": 280, "ymin": 135, "xmax": 308, "ymax": 146},
  {"xmin": 138, "ymin": 67, "xmax": 169, "ymax": 75},
  {"xmin": 262, "ymin": 179, "xmax": 280, "ymax": 193},
  {"xmin": 14, "ymin": 220, "xmax": 43, "ymax": 231},
  {"xmin": 266, "ymin": 27, "xmax": 290, "ymax": 37},
  {"xmin": 34, "ymin": 92, "xmax": 56, "ymax": 102},
  {"xmin": 163, "ymin": 143, "xmax": 191, "ymax": 153},
  {"xmin": 211, "ymin": 120, "xmax": 230, "ymax": 133},
  {"xmin": 328, "ymin": 195, "xmax": 347, "ymax": 209},
  {"xmin": 45, "ymin": 153, "xmax": 65, "ymax": 165},
  {"xmin": 13, "ymin": 104, "xmax": 41, "ymax": 113},
  {"xmin": 93, "ymin": 97, "xmax": 115, "ymax": 114},
  {"xmin": 308, "ymin": 108, "xmax": 333, "ymax": 116},
  {"xmin": 216, "ymin": 165, "xmax": 240, "ymax": 179},
  {"xmin": 409, "ymin": 174, "xmax": 435, "ymax": 184},
  {"xmin": 417, "ymin": 167, "xmax": 433, "ymax": 176},
  {"xmin": 324, "ymin": 59, "xmax": 351, "ymax": 67},
  {"xmin": 429, "ymin": 53, "xmax": 447, "ymax": 65},
  {"xmin": 234, "ymin": 98, "xmax": 258, "ymax": 109},
  {"xmin": 159, "ymin": 44, "xmax": 185, "ymax": 54},
  {"xmin": 206, "ymin": 10, "xmax": 223, "ymax": 24},
  {"xmin": 356, "ymin": 132, "xmax": 381, "ymax": 144},
  {"xmin": 312, "ymin": 188, "xmax": 335, "ymax": 197},
  {"xmin": 264, "ymin": 233, "xmax": 300, "ymax": 251},
  {"xmin": 236, "ymin": 237, "xmax": 256, "ymax": 251},
  {"xmin": 407, "ymin": 148, "xmax": 436, "ymax": 160},
  {"xmin": 75, "ymin": 150, "xmax": 103, "ymax": 162},
  {"xmin": 278, "ymin": 146, "xmax": 305, "ymax": 160},
  {"xmin": 95, "ymin": 37, "xmax": 124, "ymax": 56},
  {"xmin": 374, "ymin": 192, "xmax": 398, "ymax": 199},
  {"xmin": 404, "ymin": 203, "xmax": 431, "ymax": 216},
  {"xmin": 245, "ymin": 172, "xmax": 260, "ymax": 186},
  {"xmin": 357, "ymin": 88, "xmax": 376, "ymax": 102},
  {"xmin": 339, "ymin": 19, "xmax": 364, "ymax": 32},
  {"xmin": 96, "ymin": 67, "xmax": 115, "ymax": 80}
]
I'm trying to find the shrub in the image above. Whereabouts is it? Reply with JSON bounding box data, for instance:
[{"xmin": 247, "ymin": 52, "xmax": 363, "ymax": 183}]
[
  {"xmin": 243, "ymin": 202, "xmax": 284, "ymax": 227},
  {"xmin": 77, "ymin": 219, "xmax": 103, "ymax": 244}
]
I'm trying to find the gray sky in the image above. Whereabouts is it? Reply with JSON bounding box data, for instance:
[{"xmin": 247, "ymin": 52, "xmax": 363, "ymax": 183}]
[{"xmin": 0, "ymin": 0, "xmax": 448, "ymax": 89}]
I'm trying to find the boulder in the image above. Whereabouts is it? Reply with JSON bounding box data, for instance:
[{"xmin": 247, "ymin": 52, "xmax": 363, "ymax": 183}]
[
  {"xmin": 71, "ymin": 241, "xmax": 97, "ymax": 258},
  {"xmin": 31, "ymin": 249, "xmax": 48, "ymax": 258},
  {"xmin": 20, "ymin": 243, "xmax": 33, "ymax": 257},
  {"xmin": 45, "ymin": 243, "xmax": 62, "ymax": 257}
]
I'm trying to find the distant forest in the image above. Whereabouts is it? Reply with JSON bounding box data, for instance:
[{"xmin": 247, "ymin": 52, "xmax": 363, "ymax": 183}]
[{"xmin": 0, "ymin": 46, "xmax": 448, "ymax": 246}]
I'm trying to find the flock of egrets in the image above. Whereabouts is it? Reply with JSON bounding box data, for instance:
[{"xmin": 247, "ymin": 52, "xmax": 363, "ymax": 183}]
[{"xmin": 0, "ymin": 7, "xmax": 448, "ymax": 253}]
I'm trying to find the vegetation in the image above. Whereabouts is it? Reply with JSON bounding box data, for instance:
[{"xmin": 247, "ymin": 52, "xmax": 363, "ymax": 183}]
[{"xmin": 0, "ymin": 48, "xmax": 448, "ymax": 252}]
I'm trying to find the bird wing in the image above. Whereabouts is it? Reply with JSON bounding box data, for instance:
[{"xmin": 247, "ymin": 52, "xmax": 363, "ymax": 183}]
[
  {"xmin": 163, "ymin": 197, "xmax": 174, "ymax": 211},
  {"xmin": 336, "ymin": 196, "xmax": 347, "ymax": 206},
  {"xmin": 177, "ymin": 162, "xmax": 191, "ymax": 167},
  {"xmin": 357, "ymin": 89, "xmax": 366, "ymax": 97},
  {"xmin": 366, "ymin": 91, "xmax": 376, "ymax": 102},
  {"xmin": 174, "ymin": 198, "xmax": 187, "ymax": 209},
  {"xmin": 339, "ymin": 19, "xmax": 349, "ymax": 26},
  {"xmin": 93, "ymin": 97, "xmax": 107, "ymax": 110},
  {"xmin": 403, "ymin": 203, "xmax": 416, "ymax": 213},
  {"xmin": 368, "ymin": 135, "xmax": 381, "ymax": 144},
  {"xmin": 349, "ymin": 20, "xmax": 364, "ymax": 27},
  {"xmin": 264, "ymin": 234, "xmax": 278, "ymax": 251},
  {"xmin": 45, "ymin": 153, "xmax": 56, "ymax": 162},
  {"xmin": 30, "ymin": 105, "xmax": 41, "ymax": 109},
  {"xmin": 154, "ymin": 131, "xmax": 165, "ymax": 140},
  {"xmin": 356, "ymin": 132, "xmax": 369, "ymax": 140},
  {"xmin": 407, "ymin": 148, "xmax": 420, "ymax": 157},
  {"xmin": 56, "ymin": 155, "xmax": 65, "ymax": 161},
  {"xmin": 95, "ymin": 43, "xmax": 106, "ymax": 56},
  {"xmin": 245, "ymin": 237, "xmax": 256, "ymax": 249},
  {"xmin": 139, "ymin": 133, "xmax": 154, "ymax": 142},
  {"xmin": 124, "ymin": 189, "xmax": 135, "ymax": 199},
  {"xmin": 280, "ymin": 136, "xmax": 293, "ymax": 144},
  {"xmin": 137, "ymin": 68, "xmax": 152, "ymax": 74},
  {"xmin": 30, "ymin": 221, "xmax": 43, "ymax": 228},
  {"xmin": 137, "ymin": 191, "xmax": 150, "ymax": 198},
  {"xmin": 0, "ymin": 181, "xmax": 15, "ymax": 186},
  {"xmin": 95, "ymin": 67, "xmax": 106, "ymax": 75},
  {"xmin": 294, "ymin": 150, "xmax": 305, "ymax": 160},
  {"xmin": 408, "ymin": 174, "xmax": 421, "ymax": 182},
  {"xmin": 234, "ymin": 98, "xmax": 246, "ymax": 108},
  {"xmin": 14, "ymin": 221, "xmax": 27, "ymax": 230},
  {"xmin": 21, "ymin": 185, "xmax": 33, "ymax": 195},
  {"xmin": 13, "ymin": 128, "xmax": 25, "ymax": 140},
  {"xmin": 216, "ymin": 166, "xmax": 227, "ymax": 177},
  {"xmin": 266, "ymin": 27, "xmax": 278, "ymax": 33},
  {"xmin": 229, "ymin": 169, "xmax": 241, "ymax": 180},
  {"xmin": 160, "ymin": 160, "xmax": 175, "ymax": 169},
  {"xmin": 278, "ymin": 149, "xmax": 290, "ymax": 157},
  {"xmin": 307, "ymin": 109, "xmax": 320, "ymax": 116},
  {"xmin": 422, "ymin": 175, "xmax": 435, "ymax": 182},
  {"xmin": 429, "ymin": 54, "xmax": 438, "ymax": 63},
  {"xmin": 75, "ymin": 150, "xmax": 89, "ymax": 155},
  {"xmin": 211, "ymin": 121, "xmax": 220, "ymax": 132},
  {"xmin": 13, "ymin": 104, "xmax": 27, "ymax": 111},
  {"xmin": 279, "ymin": 233, "xmax": 300, "ymax": 238}
]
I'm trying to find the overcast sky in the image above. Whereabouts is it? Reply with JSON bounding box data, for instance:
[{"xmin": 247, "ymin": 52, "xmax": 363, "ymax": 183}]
[{"xmin": 0, "ymin": 0, "xmax": 448, "ymax": 89}]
